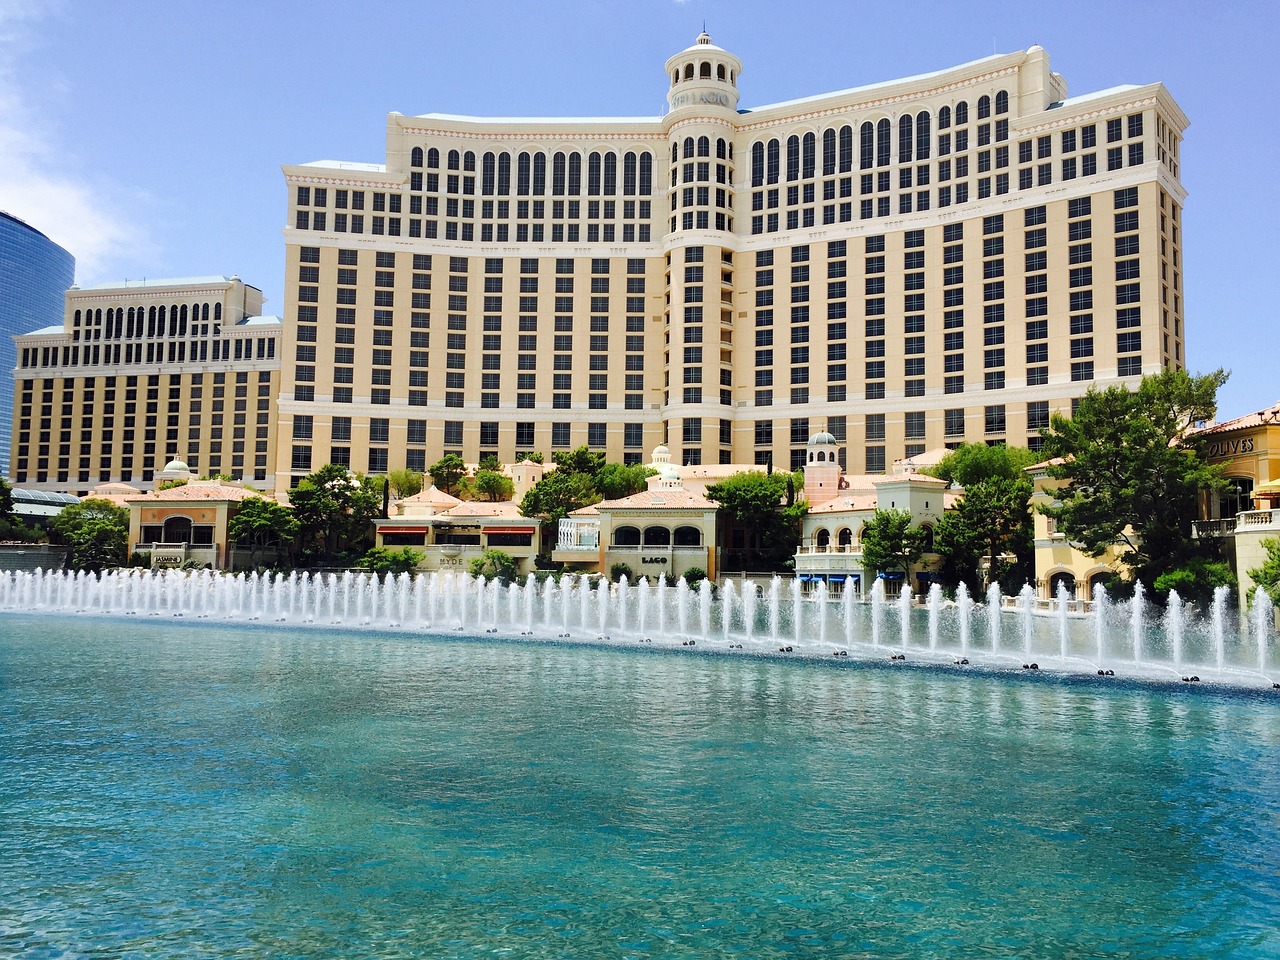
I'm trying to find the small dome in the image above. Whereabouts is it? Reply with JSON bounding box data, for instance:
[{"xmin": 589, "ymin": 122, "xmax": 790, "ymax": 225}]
[
  {"xmin": 162, "ymin": 458, "xmax": 191, "ymax": 473},
  {"xmin": 807, "ymin": 431, "xmax": 837, "ymax": 447}
]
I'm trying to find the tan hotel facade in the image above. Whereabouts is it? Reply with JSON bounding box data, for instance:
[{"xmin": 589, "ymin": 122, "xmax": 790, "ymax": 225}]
[
  {"xmin": 11, "ymin": 277, "xmax": 281, "ymax": 494},
  {"xmin": 274, "ymin": 34, "xmax": 1187, "ymax": 486}
]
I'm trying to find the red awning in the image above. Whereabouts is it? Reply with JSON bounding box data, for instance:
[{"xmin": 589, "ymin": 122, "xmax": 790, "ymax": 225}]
[{"xmin": 484, "ymin": 526, "xmax": 537, "ymax": 535}]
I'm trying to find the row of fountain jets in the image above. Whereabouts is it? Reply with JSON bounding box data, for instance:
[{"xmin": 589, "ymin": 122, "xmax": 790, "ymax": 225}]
[{"xmin": 0, "ymin": 567, "xmax": 1275, "ymax": 688}]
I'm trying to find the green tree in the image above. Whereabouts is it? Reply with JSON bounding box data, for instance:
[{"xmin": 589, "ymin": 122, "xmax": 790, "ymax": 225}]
[
  {"xmin": 1040, "ymin": 368, "xmax": 1229, "ymax": 593},
  {"xmin": 928, "ymin": 445, "xmax": 1037, "ymax": 593},
  {"xmin": 360, "ymin": 545, "xmax": 424, "ymax": 575},
  {"xmin": 860, "ymin": 509, "xmax": 928, "ymax": 579},
  {"xmin": 937, "ymin": 476, "xmax": 1034, "ymax": 593},
  {"xmin": 1248, "ymin": 537, "xmax": 1280, "ymax": 605},
  {"xmin": 387, "ymin": 468, "xmax": 424, "ymax": 499},
  {"xmin": 228, "ymin": 496, "xmax": 300, "ymax": 569},
  {"xmin": 1154, "ymin": 557, "xmax": 1236, "ymax": 608},
  {"xmin": 595, "ymin": 462, "xmax": 655, "ymax": 500},
  {"xmin": 474, "ymin": 469, "xmax": 515, "ymax": 502},
  {"xmin": 52, "ymin": 498, "xmax": 129, "ymax": 571},
  {"xmin": 477, "ymin": 453, "xmax": 500, "ymax": 471},
  {"xmin": 519, "ymin": 469, "xmax": 601, "ymax": 522},
  {"xmin": 552, "ymin": 446, "xmax": 606, "ymax": 480},
  {"xmin": 706, "ymin": 470, "xmax": 806, "ymax": 572},
  {"xmin": 288, "ymin": 464, "xmax": 382, "ymax": 562},
  {"xmin": 470, "ymin": 548, "xmax": 517, "ymax": 582},
  {"xmin": 928, "ymin": 443, "xmax": 1039, "ymax": 487},
  {"xmin": 428, "ymin": 454, "xmax": 467, "ymax": 495}
]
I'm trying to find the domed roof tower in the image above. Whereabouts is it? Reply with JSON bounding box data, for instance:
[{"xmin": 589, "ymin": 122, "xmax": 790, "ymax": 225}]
[{"xmin": 804, "ymin": 431, "xmax": 842, "ymax": 506}]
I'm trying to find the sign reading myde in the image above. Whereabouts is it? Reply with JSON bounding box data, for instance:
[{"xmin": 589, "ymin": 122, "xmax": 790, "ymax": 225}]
[
  {"xmin": 669, "ymin": 90, "xmax": 733, "ymax": 110},
  {"xmin": 1206, "ymin": 437, "xmax": 1255, "ymax": 459}
]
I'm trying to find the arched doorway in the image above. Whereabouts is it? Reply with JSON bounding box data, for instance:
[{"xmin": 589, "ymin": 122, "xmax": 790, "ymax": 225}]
[
  {"xmin": 613, "ymin": 525, "xmax": 641, "ymax": 546},
  {"xmin": 162, "ymin": 516, "xmax": 193, "ymax": 544},
  {"xmin": 673, "ymin": 525, "xmax": 701, "ymax": 547},
  {"xmin": 643, "ymin": 526, "xmax": 671, "ymax": 546}
]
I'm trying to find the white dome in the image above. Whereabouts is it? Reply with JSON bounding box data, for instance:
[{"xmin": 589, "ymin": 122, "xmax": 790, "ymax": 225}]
[{"xmin": 162, "ymin": 458, "xmax": 191, "ymax": 473}]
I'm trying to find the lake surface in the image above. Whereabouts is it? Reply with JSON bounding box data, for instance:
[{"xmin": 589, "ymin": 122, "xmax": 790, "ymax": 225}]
[{"xmin": 2, "ymin": 616, "xmax": 1277, "ymax": 958}]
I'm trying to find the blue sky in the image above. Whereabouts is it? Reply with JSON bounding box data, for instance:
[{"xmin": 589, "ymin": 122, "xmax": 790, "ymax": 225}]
[{"xmin": 1, "ymin": 0, "xmax": 1275, "ymax": 417}]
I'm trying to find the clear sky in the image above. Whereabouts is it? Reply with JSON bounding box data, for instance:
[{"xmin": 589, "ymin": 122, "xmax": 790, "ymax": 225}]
[{"xmin": 1, "ymin": 0, "xmax": 1275, "ymax": 417}]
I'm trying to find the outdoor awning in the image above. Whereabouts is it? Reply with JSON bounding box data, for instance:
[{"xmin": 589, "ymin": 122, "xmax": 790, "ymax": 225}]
[
  {"xmin": 483, "ymin": 526, "xmax": 538, "ymax": 534},
  {"xmin": 827, "ymin": 575, "xmax": 847, "ymax": 583},
  {"xmin": 877, "ymin": 572, "xmax": 904, "ymax": 581}
]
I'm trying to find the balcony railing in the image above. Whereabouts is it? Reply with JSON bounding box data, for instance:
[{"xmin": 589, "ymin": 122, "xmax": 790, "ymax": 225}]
[{"xmin": 1193, "ymin": 509, "xmax": 1280, "ymax": 539}]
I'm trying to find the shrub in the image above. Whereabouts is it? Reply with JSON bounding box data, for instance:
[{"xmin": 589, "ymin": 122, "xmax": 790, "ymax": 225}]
[
  {"xmin": 609, "ymin": 562, "xmax": 634, "ymax": 583},
  {"xmin": 682, "ymin": 566, "xmax": 707, "ymax": 588}
]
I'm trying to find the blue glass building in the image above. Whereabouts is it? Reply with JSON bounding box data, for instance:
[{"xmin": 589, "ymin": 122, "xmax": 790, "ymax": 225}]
[{"xmin": 0, "ymin": 212, "xmax": 75, "ymax": 478}]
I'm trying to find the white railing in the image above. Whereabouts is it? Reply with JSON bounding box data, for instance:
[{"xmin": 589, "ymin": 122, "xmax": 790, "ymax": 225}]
[
  {"xmin": 1234, "ymin": 508, "xmax": 1280, "ymax": 530},
  {"xmin": 796, "ymin": 544, "xmax": 859, "ymax": 555}
]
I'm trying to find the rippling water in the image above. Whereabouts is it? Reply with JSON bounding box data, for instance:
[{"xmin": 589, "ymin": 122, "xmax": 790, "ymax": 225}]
[{"xmin": 1, "ymin": 615, "xmax": 1278, "ymax": 958}]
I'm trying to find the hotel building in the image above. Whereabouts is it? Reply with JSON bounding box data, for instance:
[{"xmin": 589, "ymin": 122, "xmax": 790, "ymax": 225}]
[
  {"xmin": 277, "ymin": 35, "xmax": 1187, "ymax": 489},
  {"xmin": 11, "ymin": 277, "xmax": 281, "ymax": 494},
  {"xmin": 0, "ymin": 212, "xmax": 76, "ymax": 477}
]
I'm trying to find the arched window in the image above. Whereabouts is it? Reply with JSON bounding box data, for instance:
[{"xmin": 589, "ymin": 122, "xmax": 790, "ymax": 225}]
[
  {"xmin": 802, "ymin": 132, "xmax": 816, "ymax": 178},
  {"xmin": 684, "ymin": 63, "xmax": 694, "ymax": 80},
  {"xmin": 955, "ymin": 101, "xmax": 969, "ymax": 125},
  {"xmin": 785, "ymin": 135, "xmax": 799, "ymax": 181},
  {"xmin": 978, "ymin": 95, "xmax": 991, "ymax": 119},
  {"xmin": 447, "ymin": 149, "xmax": 460, "ymax": 170},
  {"xmin": 766, "ymin": 139, "xmax": 780, "ymax": 184},
  {"xmin": 614, "ymin": 525, "xmax": 641, "ymax": 546},
  {"xmin": 995, "ymin": 90, "xmax": 1009, "ymax": 115},
  {"xmin": 411, "ymin": 147, "xmax": 423, "ymax": 167},
  {"xmin": 672, "ymin": 69, "xmax": 679, "ymax": 85},
  {"xmin": 717, "ymin": 63, "xmax": 726, "ymax": 80},
  {"xmin": 859, "ymin": 122, "xmax": 874, "ymax": 169},
  {"xmin": 623, "ymin": 152, "xmax": 637, "ymax": 195},
  {"xmin": 639, "ymin": 152, "xmax": 652, "ymax": 194},
  {"xmin": 700, "ymin": 61, "xmax": 711, "ymax": 78},
  {"xmin": 213, "ymin": 303, "xmax": 221, "ymax": 321},
  {"xmin": 683, "ymin": 136, "xmax": 695, "ymax": 159},
  {"xmin": 838, "ymin": 527, "xmax": 853, "ymax": 547},
  {"xmin": 533, "ymin": 153, "xmax": 547, "ymax": 194},
  {"xmin": 921, "ymin": 525, "xmax": 935, "ymax": 553},
  {"xmin": 695, "ymin": 136, "xmax": 708, "ymax": 158},
  {"xmin": 916, "ymin": 111, "xmax": 931, "ymax": 160},
  {"xmin": 162, "ymin": 516, "xmax": 193, "ymax": 544},
  {"xmin": 603, "ymin": 152, "xmax": 616, "ymax": 194},
  {"xmin": 426, "ymin": 147, "xmax": 440, "ymax": 168},
  {"xmin": 552, "ymin": 152, "xmax": 566, "ymax": 195},
  {"xmin": 481, "ymin": 152, "xmax": 496, "ymax": 195},
  {"xmin": 672, "ymin": 141, "xmax": 679, "ymax": 163},
  {"xmin": 567, "ymin": 152, "xmax": 581, "ymax": 194},
  {"xmin": 876, "ymin": 119, "xmax": 891, "ymax": 166},
  {"xmin": 751, "ymin": 141, "xmax": 765, "ymax": 187},
  {"xmin": 1221, "ymin": 477, "xmax": 1255, "ymax": 519},
  {"xmin": 517, "ymin": 153, "xmax": 531, "ymax": 195},
  {"xmin": 898, "ymin": 114, "xmax": 913, "ymax": 163},
  {"xmin": 938, "ymin": 106, "xmax": 951, "ymax": 130},
  {"xmin": 497, "ymin": 153, "xmax": 510, "ymax": 195},
  {"xmin": 674, "ymin": 525, "xmax": 701, "ymax": 546},
  {"xmin": 816, "ymin": 529, "xmax": 831, "ymax": 549},
  {"xmin": 463, "ymin": 151, "xmax": 475, "ymax": 172},
  {"xmin": 587, "ymin": 152, "xmax": 602, "ymax": 195},
  {"xmin": 716, "ymin": 138, "xmax": 727, "ymax": 160},
  {"xmin": 643, "ymin": 526, "xmax": 671, "ymax": 546},
  {"xmin": 820, "ymin": 128, "xmax": 837, "ymax": 176},
  {"xmin": 1050, "ymin": 571, "xmax": 1077, "ymax": 598}
]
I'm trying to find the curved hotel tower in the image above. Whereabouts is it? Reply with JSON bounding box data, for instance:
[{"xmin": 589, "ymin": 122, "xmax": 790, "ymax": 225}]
[
  {"xmin": 0, "ymin": 213, "xmax": 75, "ymax": 478},
  {"xmin": 277, "ymin": 35, "xmax": 1186, "ymax": 487}
]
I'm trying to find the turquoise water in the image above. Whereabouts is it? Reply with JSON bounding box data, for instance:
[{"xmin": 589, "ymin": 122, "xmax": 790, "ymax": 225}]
[{"xmin": 1, "ymin": 617, "xmax": 1278, "ymax": 958}]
